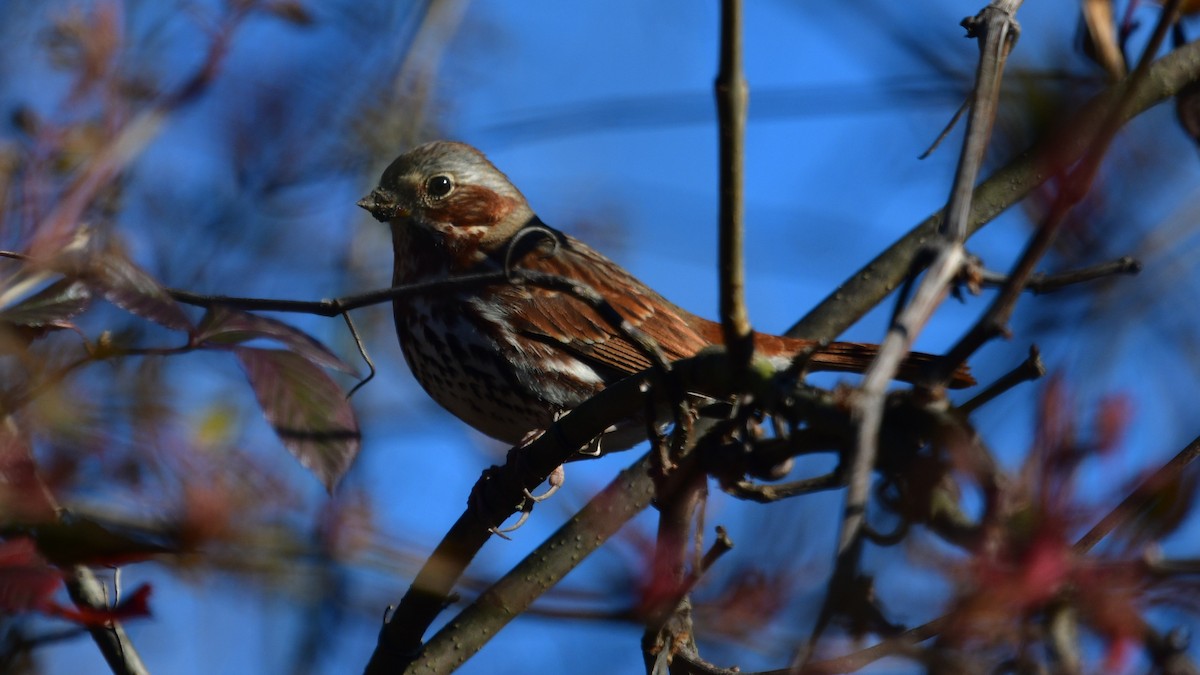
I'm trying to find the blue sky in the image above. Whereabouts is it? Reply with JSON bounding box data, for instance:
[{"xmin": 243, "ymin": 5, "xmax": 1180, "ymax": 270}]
[{"xmin": 7, "ymin": 0, "xmax": 1200, "ymax": 673}]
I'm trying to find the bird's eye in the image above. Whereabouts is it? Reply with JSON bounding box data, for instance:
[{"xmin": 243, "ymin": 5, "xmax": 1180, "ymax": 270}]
[{"xmin": 425, "ymin": 174, "xmax": 454, "ymax": 199}]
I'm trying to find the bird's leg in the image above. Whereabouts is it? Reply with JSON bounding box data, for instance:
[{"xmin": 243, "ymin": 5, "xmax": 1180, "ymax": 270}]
[
  {"xmin": 518, "ymin": 410, "xmax": 615, "ymax": 503},
  {"xmin": 481, "ymin": 413, "xmax": 616, "ymax": 536},
  {"xmin": 520, "ymin": 414, "xmax": 574, "ymax": 503}
]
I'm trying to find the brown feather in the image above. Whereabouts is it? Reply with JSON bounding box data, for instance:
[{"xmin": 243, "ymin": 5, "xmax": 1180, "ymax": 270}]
[{"xmin": 509, "ymin": 232, "xmax": 974, "ymax": 388}]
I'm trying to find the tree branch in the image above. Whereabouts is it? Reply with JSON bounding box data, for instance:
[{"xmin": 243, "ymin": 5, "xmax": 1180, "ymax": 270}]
[
  {"xmin": 363, "ymin": 351, "xmax": 748, "ymax": 674},
  {"xmin": 63, "ymin": 567, "xmax": 149, "ymax": 675}
]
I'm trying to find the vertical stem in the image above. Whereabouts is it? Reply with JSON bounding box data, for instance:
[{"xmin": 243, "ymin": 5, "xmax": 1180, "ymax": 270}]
[
  {"xmin": 715, "ymin": 0, "xmax": 753, "ymax": 371},
  {"xmin": 641, "ymin": 471, "xmax": 706, "ymax": 668}
]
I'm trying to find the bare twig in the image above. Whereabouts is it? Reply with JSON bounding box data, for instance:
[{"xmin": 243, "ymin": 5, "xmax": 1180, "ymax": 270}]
[
  {"xmin": 795, "ymin": 617, "xmax": 948, "ymax": 674},
  {"xmin": 843, "ymin": 0, "xmax": 1021, "ymax": 553},
  {"xmin": 638, "ymin": 6, "xmax": 751, "ymax": 670},
  {"xmin": 843, "ymin": 0, "xmax": 1021, "ymax": 548},
  {"xmin": 918, "ymin": 95, "xmax": 971, "ymax": 160},
  {"xmin": 804, "ymin": 3, "xmax": 1023, "ymax": 668},
  {"xmin": 957, "ymin": 344, "xmax": 1044, "ymax": 415},
  {"xmin": 723, "ymin": 471, "xmax": 843, "ymax": 503},
  {"xmin": 166, "ymin": 272, "xmax": 507, "ymax": 315},
  {"xmin": 976, "ymin": 255, "xmax": 1141, "ymax": 294},
  {"xmin": 342, "ymin": 311, "xmax": 377, "ymax": 398}
]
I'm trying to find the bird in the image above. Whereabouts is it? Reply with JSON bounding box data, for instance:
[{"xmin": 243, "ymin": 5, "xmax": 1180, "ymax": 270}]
[{"xmin": 357, "ymin": 141, "xmax": 972, "ymax": 455}]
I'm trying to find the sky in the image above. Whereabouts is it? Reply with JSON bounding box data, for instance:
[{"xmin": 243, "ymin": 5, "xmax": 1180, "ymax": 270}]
[{"xmin": 5, "ymin": 0, "xmax": 1200, "ymax": 673}]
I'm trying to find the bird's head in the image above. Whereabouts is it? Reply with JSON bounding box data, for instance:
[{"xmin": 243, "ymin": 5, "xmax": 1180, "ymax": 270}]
[{"xmin": 359, "ymin": 141, "xmax": 535, "ymax": 262}]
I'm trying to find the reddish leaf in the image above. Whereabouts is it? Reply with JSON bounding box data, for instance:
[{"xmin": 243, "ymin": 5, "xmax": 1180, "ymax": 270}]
[
  {"xmin": 1094, "ymin": 394, "xmax": 1131, "ymax": 453},
  {"xmin": 0, "ymin": 278, "xmax": 92, "ymax": 328},
  {"xmin": 197, "ymin": 305, "xmax": 355, "ymax": 373},
  {"xmin": 84, "ymin": 242, "xmax": 191, "ymax": 332},
  {"xmin": 52, "ymin": 584, "xmax": 153, "ymax": 626},
  {"xmin": 0, "ymin": 538, "xmax": 61, "ymax": 615},
  {"xmin": 0, "ymin": 427, "xmax": 57, "ymax": 524},
  {"xmin": 0, "ymin": 539, "xmax": 154, "ymax": 625},
  {"xmin": 235, "ymin": 347, "xmax": 360, "ymax": 492}
]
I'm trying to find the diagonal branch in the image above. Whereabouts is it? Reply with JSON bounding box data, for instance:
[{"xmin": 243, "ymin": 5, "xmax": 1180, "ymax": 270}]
[
  {"xmin": 64, "ymin": 567, "xmax": 149, "ymax": 675},
  {"xmin": 841, "ymin": 0, "xmax": 1023, "ymax": 569},
  {"xmin": 411, "ymin": 450, "xmax": 680, "ymax": 675},
  {"xmin": 800, "ymin": 1, "xmax": 1024, "ymax": 668},
  {"xmin": 362, "ymin": 351, "xmax": 747, "ymax": 674}
]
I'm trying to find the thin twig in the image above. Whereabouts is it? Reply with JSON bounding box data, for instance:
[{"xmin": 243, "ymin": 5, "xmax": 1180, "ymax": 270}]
[
  {"xmin": 808, "ymin": 3, "xmax": 1023, "ymax": 668},
  {"xmin": 842, "ymin": 0, "xmax": 1022, "ymax": 560},
  {"xmin": 957, "ymin": 344, "xmax": 1044, "ymax": 415},
  {"xmin": 795, "ymin": 616, "xmax": 948, "ymax": 674},
  {"xmin": 723, "ymin": 471, "xmax": 843, "ymax": 503},
  {"xmin": 977, "ymin": 255, "xmax": 1141, "ymax": 294},
  {"xmin": 342, "ymin": 311, "xmax": 376, "ymax": 398},
  {"xmin": 918, "ymin": 95, "xmax": 971, "ymax": 160}
]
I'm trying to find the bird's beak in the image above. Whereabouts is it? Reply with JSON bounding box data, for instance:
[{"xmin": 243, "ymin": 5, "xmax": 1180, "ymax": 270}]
[{"xmin": 357, "ymin": 188, "xmax": 408, "ymax": 222}]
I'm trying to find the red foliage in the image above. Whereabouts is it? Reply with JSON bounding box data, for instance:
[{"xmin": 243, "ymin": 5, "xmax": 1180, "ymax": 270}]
[
  {"xmin": 0, "ymin": 537, "xmax": 152, "ymax": 626},
  {"xmin": 942, "ymin": 378, "xmax": 1151, "ymax": 669},
  {"xmin": 0, "ymin": 538, "xmax": 62, "ymax": 615}
]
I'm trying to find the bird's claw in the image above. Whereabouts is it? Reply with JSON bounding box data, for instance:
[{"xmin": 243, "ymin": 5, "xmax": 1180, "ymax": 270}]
[{"xmin": 523, "ymin": 464, "xmax": 565, "ymax": 502}]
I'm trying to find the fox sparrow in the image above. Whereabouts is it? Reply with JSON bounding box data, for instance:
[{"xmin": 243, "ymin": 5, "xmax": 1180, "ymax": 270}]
[{"xmin": 358, "ymin": 141, "xmax": 972, "ymax": 453}]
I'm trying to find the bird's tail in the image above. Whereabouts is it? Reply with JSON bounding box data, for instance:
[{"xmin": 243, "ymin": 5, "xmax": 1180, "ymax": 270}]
[{"xmin": 753, "ymin": 333, "xmax": 975, "ymax": 389}]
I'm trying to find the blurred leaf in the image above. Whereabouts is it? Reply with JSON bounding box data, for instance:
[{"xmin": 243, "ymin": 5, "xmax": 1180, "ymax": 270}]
[
  {"xmin": 55, "ymin": 583, "xmax": 153, "ymax": 626},
  {"xmin": 197, "ymin": 305, "xmax": 356, "ymax": 373},
  {"xmin": 1093, "ymin": 394, "xmax": 1131, "ymax": 453},
  {"xmin": 1110, "ymin": 468, "xmax": 1200, "ymax": 547},
  {"xmin": 0, "ymin": 427, "xmax": 57, "ymax": 525},
  {"xmin": 30, "ymin": 513, "xmax": 175, "ymax": 567},
  {"xmin": 0, "ymin": 538, "xmax": 60, "ymax": 615},
  {"xmin": 234, "ymin": 347, "xmax": 360, "ymax": 492},
  {"xmin": 193, "ymin": 402, "xmax": 239, "ymax": 448},
  {"xmin": 86, "ymin": 242, "xmax": 192, "ymax": 332},
  {"xmin": 263, "ymin": 0, "xmax": 315, "ymax": 25},
  {"xmin": 0, "ymin": 537, "xmax": 154, "ymax": 625},
  {"xmin": 0, "ymin": 278, "xmax": 91, "ymax": 329}
]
